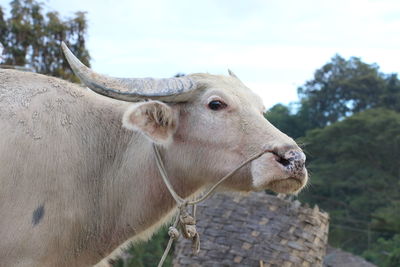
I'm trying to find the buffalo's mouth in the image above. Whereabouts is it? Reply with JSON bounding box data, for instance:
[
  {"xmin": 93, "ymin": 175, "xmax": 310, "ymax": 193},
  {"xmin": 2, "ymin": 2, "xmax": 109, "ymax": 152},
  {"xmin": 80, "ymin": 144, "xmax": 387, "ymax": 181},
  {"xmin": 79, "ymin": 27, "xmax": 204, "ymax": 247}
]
[
  {"xmin": 267, "ymin": 176, "xmax": 305, "ymax": 194},
  {"xmin": 269, "ymin": 150, "xmax": 307, "ymax": 193},
  {"xmin": 251, "ymin": 149, "xmax": 308, "ymax": 194}
]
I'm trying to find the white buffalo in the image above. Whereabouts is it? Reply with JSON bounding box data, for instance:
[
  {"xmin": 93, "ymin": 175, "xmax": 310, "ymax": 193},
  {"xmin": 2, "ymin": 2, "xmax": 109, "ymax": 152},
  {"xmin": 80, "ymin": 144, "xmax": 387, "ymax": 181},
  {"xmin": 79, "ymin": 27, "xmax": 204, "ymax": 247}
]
[{"xmin": 0, "ymin": 43, "xmax": 307, "ymax": 267}]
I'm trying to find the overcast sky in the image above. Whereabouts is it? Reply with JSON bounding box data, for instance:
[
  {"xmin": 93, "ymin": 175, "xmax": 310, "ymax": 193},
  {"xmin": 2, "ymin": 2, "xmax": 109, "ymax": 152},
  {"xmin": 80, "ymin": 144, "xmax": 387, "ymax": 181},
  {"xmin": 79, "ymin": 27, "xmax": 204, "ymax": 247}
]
[{"xmin": 10, "ymin": 0, "xmax": 400, "ymax": 108}]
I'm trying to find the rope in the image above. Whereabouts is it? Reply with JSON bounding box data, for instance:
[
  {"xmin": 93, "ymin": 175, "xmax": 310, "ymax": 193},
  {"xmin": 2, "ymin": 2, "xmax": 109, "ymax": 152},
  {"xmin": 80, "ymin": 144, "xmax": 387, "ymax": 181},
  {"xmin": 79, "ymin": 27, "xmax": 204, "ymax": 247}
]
[
  {"xmin": 152, "ymin": 144, "xmax": 185, "ymax": 205},
  {"xmin": 187, "ymin": 150, "xmax": 268, "ymax": 205},
  {"xmin": 153, "ymin": 143, "xmax": 270, "ymax": 267},
  {"xmin": 157, "ymin": 214, "xmax": 180, "ymax": 267}
]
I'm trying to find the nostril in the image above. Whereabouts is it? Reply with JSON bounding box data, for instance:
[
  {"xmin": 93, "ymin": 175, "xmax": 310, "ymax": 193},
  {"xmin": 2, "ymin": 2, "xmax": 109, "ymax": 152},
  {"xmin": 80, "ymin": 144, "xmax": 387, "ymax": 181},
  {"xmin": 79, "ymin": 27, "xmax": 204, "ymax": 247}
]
[
  {"xmin": 272, "ymin": 151, "xmax": 292, "ymax": 167},
  {"xmin": 272, "ymin": 149, "xmax": 306, "ymax": 169},
  {"xmin": 287, "ymin": 150, "xmax": 306, "ymax": 165},
  {"xmin": 276, "ymin": 155, "xmax": 291, "ymax": 167}
]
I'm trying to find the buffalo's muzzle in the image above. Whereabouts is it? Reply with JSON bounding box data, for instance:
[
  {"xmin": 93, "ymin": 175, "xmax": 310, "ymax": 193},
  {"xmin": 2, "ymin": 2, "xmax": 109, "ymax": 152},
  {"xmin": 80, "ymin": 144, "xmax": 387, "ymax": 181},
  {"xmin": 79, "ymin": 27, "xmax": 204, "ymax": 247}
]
[{"xmin": 274, "ymin": 149, "xmax": 306, "ymax": 179}]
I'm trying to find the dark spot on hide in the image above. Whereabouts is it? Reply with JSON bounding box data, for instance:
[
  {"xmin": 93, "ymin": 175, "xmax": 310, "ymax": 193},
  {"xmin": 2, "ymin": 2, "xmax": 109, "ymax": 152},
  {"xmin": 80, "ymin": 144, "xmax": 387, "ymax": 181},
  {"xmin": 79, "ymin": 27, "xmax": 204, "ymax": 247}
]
[{"xmin": 32, "ymin": 204, "xmax": 45, "ymax": 226}]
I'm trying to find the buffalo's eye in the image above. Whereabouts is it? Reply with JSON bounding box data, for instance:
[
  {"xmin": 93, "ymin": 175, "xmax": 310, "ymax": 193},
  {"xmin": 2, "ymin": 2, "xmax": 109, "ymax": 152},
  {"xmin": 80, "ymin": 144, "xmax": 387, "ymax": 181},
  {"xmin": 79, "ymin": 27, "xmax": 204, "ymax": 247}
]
[{"xmin": 208, "ymin": 100, "xmax": 227, "ymax": 111}]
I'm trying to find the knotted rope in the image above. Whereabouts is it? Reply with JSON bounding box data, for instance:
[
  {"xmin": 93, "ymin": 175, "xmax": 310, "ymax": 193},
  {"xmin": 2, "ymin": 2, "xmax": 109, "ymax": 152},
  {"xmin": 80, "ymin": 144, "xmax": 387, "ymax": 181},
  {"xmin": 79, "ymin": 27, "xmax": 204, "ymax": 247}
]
[{"xmin": 153, "ymin": 144, "xmax": 269, "ymax": 267}]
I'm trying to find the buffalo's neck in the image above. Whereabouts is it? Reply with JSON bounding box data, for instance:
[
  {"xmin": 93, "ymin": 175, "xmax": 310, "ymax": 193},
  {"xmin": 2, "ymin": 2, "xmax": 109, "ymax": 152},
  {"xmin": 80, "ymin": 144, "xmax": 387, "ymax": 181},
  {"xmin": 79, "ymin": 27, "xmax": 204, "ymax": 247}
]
[{"xmin": 91, "ymin": 137, "xmax": 204, "ymax": 259}]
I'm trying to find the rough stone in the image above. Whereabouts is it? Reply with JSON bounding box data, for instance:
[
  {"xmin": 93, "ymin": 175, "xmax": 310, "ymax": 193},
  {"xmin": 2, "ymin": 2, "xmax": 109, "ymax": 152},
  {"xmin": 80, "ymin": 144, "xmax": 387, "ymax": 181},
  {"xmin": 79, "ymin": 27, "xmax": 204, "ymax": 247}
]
[{"xmin": 172, "ymin": 192, "xmax": 330, "ymax": 266}]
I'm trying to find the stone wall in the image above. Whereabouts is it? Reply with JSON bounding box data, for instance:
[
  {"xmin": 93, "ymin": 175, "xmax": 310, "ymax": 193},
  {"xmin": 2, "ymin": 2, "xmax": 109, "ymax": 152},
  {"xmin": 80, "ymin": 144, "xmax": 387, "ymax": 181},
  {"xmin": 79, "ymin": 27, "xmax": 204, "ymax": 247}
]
[{"xmin": 173, "ymin": 192, "xmax": 329, "ymax": 267}]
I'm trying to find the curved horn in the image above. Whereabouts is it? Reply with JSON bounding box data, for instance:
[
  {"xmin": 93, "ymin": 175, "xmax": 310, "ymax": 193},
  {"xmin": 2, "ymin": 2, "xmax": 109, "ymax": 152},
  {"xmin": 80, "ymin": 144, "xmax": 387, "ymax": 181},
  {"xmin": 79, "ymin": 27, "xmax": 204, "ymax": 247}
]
[
  {"xmin": 61, "ymin": 42, "xmax": 197, "ymax": 102},
  {"xmin": 228, "ymin": 69, "xmax": 238, "ymax": 79}
]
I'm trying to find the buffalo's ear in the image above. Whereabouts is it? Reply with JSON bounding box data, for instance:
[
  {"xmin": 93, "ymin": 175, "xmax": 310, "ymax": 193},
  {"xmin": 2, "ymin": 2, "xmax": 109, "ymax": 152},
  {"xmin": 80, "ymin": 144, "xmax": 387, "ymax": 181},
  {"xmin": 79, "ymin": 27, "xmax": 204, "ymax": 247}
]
[{"xmin": 123, "ymin": 101, "xmax": 178, "ymax": 145}]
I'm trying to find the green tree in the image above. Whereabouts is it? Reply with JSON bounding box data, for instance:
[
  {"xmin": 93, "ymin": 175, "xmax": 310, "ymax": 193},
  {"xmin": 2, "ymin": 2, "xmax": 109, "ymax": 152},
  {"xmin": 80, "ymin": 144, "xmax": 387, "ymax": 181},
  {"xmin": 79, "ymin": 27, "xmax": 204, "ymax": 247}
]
[
  {"xmin": 268, "ymin": 55, "xmax": 400, "ymax": 136},
  {"xmin": 0, "ymin": 7, "xmax": 7, "ymax": 53},
  {"xmin": 372, "ymin": 201, "xmax": 400, "ymax": 236},
  {"xmin": 298, "ymin": 55, "xmax": 395, "ymax": 127},
  {"xmin": 112, "ymin": 227, "xmax": 173, "ymax": 267},
  {"xmin": 266, "ymin": 55, "xmax": 400, "ymax": 265},
  {"xmin": 0, "ymin": 0, "xmax": 90, "ymax": 82},
  {"xmin": 364, "ymin": 234, "xmax": 400, "ymax": 267},
  {"xmin": 265, "ymin": 100, "xmax": 314, "ymax": 139},
  {"xmin": 381, "ymin": 74, "xmax": 400, "ymax": 112},
  {"xmin": 265, "ymin": 104, "xmax": 299, "ymax": 138},
  {"xmin": 299, "ymin": 108, "xmax": 400, "ymax": 257}
]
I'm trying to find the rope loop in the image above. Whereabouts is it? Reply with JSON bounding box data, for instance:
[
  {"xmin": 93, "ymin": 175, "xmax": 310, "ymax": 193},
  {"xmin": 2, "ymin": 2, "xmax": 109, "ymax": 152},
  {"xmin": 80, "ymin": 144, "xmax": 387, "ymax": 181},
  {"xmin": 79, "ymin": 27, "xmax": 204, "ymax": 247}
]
[
  {"xmin": 154, "ymin": 143, "xmax": 270, "ymax": 267},
  {"xmin": 168, "ymin": 226, "xmax": 180, "ymax": 240}
]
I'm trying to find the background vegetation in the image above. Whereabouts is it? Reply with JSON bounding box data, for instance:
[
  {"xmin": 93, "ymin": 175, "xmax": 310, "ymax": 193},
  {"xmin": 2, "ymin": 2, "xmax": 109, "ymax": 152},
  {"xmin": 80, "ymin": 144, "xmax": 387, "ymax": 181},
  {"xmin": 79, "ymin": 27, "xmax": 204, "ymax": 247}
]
[
  {"xmin": 267, "ymin": 55, "xmax": 400, "ymax": 266},
  {"xmin": 0, "ymin": 0, "xmax": 90, "ymax": 82},
  {"xmin": 2, "ymin": 0, "xmax": 399, "ymax": 266}
]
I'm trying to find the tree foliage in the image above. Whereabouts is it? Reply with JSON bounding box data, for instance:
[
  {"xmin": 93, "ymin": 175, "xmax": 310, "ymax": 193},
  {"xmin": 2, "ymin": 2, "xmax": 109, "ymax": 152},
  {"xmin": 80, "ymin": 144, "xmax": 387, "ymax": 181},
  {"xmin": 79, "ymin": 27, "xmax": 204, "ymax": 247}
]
[
  {"xmin": 299, "ymin": 108, "xmax": 400, "ymax": 256},
  {"xmin": 298, "ymin": 55, "xmax": 400, "ymax": 128},
  {"xmin": 112, "ymin": 227, "xmax": 173, "ymax": 267},
  {"xmin": 0, "ymin": 0, "xmax": 90, "ymax": 82},
  {"xmin": 364, "ymin": 234, "xmax": 400, "ymax": 267},
  {"xmin": 265, "ymin": 101, "xmax": 313, "ymax": 139},
  {"xmin": 266, "ymin": 55, "xmax": 400, "ymax": 266}
]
